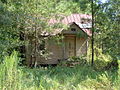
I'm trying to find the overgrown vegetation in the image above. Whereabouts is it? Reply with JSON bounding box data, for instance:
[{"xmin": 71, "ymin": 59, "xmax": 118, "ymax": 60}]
[
  {"xmin": 0, "ymin": 52, "xmax": 120, "ymax": 90},
  {"xmin": 0, "ymin": 0, "xmax": 120, "ymax": 89}
]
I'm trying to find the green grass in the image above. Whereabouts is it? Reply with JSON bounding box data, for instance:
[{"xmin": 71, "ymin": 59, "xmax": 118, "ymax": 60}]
[{"xmin": 0, "ymin": 52, "xmax": 120, "ymax": 90}]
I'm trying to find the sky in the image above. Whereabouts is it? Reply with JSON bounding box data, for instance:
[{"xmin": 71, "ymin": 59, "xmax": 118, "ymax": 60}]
[{"xmin": 100, "ymin": 0, "xmax": 107, "ymax": 3}]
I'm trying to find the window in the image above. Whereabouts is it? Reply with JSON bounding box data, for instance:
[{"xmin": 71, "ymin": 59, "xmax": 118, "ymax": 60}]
[
  {"xmin": 71, "ymin": 28, "xmax": 76, "ymax": 31},
  {"xmin": 39, "ymin": 40, "xmax": 45, "ymax": 51}
]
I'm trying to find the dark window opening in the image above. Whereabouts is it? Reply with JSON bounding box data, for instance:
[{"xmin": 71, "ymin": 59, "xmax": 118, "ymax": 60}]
[
  {"xmin": 39, "ymin": 40, "xmax": 45, "ymax": 54},
  {"xmin": 81, "ymin": 21, "xmax": 84, "ymax": 24},
  {"xmin": 71, "ymin": 28, "xmax": 76, "ymax": 31},
  {"xmin": 39, "ymin": 40, "xmax": 45, "ymax": 50}
]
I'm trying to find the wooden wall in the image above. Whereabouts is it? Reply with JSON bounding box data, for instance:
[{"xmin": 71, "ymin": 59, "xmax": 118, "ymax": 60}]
[
  {"xmin": 25, "ymin": 23, "xmax": 89, "ymax": 65},
  {"xmin": 76, "ymin": 37, "xmax": 88, "ymax": 56}
]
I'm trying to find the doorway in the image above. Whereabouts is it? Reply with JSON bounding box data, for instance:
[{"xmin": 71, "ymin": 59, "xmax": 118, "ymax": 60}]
[{"xmin": 65, "ymin": 35, "xmax": 76, "ymax": 58}]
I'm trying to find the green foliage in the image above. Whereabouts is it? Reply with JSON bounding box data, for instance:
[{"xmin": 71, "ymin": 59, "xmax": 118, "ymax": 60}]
[
  {"xmin": 94, "ymin": 0, "xmax": 120, "ymax": 58},
  {"xmin": 0, "ymin": 0, "xmax": 82, "ymax": 62},
  {"xmin": 0, "ymin": 52, "xmax": 120, "ymax": 90},
  {"xmin": 0, "ymin": 51, "xmax": 23, "ymax": 90},
  {"xmin": 0, "ymin": 1, "xmax": 22, "ymax": 60},
  {"xmin": 0, "ymin": 0, "xmax": 120, "ymax": 89},
  {"xmin": 58, "ymin": 56, "xmax": 87, "ymax": 67},
  {"xmin": 71, "ymin": 0, "xmax": 91, "ymax": 14}
]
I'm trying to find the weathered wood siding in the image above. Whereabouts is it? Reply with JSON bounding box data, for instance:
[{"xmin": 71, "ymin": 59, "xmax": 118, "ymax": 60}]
[
  {"xmin": 64, "ymin": 35, "xmax": 76, "ymax": 59},
  {"xmin": 43, "ymin": 39, "xmax": 63, "ymax": 64},
  {"xmin": 76, "ymin": 37, "xmax": 87, "ymax": 56},
  {"xmin": 25, "ymin": 23, "xmax": 89, "ymax": 65}
]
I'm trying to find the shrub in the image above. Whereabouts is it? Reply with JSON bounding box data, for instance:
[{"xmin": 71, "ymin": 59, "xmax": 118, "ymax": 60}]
[
  {"xmin": 0, "ymin": 51, "xmax": 23, "ymax": 90},
  {"xmin": 58, "ymin": 56, "xmax": 88, "ymax": 67}
]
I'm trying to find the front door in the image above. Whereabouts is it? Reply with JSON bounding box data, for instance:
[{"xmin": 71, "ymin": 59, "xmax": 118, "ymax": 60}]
[{"xmin": 65, "ymin": 36, "xmax": 76, "ymax": 58}]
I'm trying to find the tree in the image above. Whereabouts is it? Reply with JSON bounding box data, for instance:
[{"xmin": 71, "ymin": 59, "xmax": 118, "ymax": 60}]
[
  {"xmin": 0, "ymin": 0, "xmax": 82, "ymax": 64},
  {"xmin": 93, "ymin": 0, "xmax": 120, "ymax": 68}
]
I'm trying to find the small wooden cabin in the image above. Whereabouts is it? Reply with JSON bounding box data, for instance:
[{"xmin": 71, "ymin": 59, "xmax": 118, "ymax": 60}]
[{"xmin": 25, "ymin": 14, "xmax": 92, "ymax": 65}]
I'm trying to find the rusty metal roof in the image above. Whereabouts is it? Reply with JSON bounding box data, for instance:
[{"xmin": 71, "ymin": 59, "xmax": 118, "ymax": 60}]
[
  {"xmin": 48, "ymin": 14, "xmax": 92, "ymax": 36},
  {"xmin": 49, "ymin": 14, "xmax": 91, "ymax": 24}
]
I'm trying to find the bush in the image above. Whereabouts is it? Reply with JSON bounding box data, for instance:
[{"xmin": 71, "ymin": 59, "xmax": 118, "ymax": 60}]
[
  {"xmin": 0, "ymin": 51, "xmax": 120, "ymax": 90},
  {"xmin": 58, "ymin": 56, "xmax": 88, "ymax": 67},
  {"xmin": 0, "ymin": 51, "xmax": 23, "ymax": 90}
]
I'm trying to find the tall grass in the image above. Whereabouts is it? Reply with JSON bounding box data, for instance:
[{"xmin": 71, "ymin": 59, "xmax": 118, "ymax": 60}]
[
  {"xmin": 0, "ymin": 51, "xmax": 23, "ymax": 90},
  {"xmin": 0, "ymin": 51, "xmax": 120, "ymax": 90}
]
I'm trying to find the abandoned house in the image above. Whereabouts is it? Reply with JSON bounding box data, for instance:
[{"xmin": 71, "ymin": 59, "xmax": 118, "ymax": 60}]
[{"xmin": 25, "ymin": 14, "xmax": 92, "ymax": 65}]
